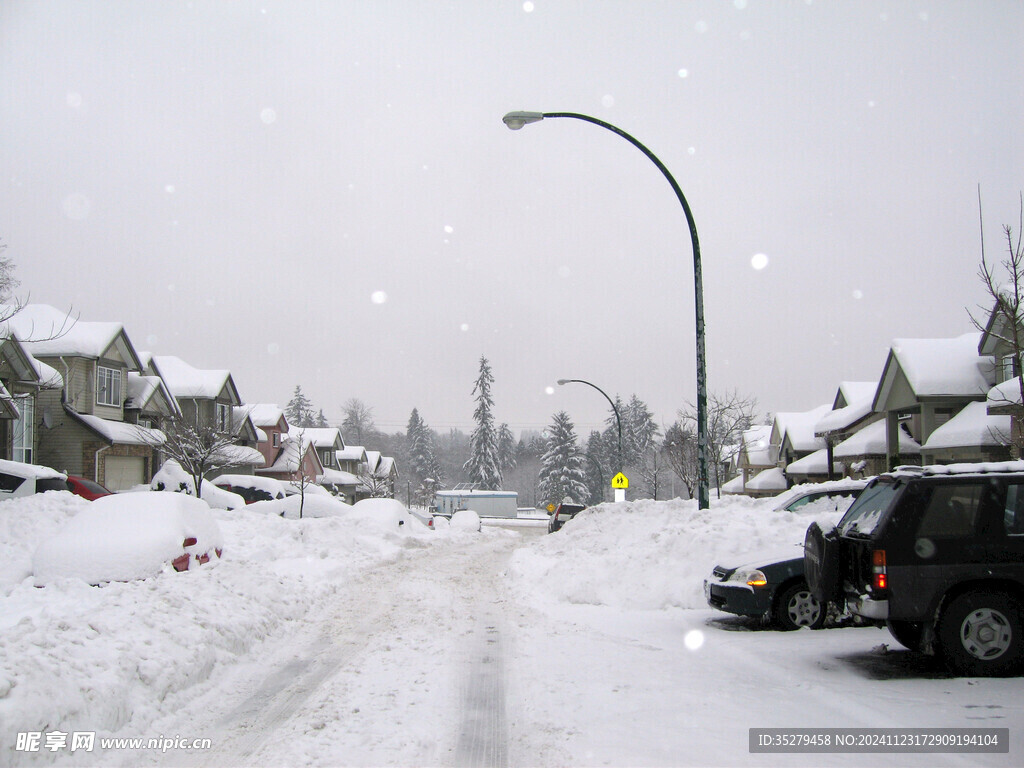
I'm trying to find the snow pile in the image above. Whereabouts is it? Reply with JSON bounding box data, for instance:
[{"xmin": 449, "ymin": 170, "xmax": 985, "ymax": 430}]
[
  {"xmin": 150, "ymin": 460, "xmax": 244, "ymax": 509},
  {"xmin": 0, "ymin": 493, "xmax": 442, "ymax": 763},
  {"xmin": 32, "ymin": 493, "xmax": 223, "ymax": 586},
  {"xmin": 247, "ymin": 493, "xmax": 354, "ymax": 519},
  {"xmin": 450, "ymin": 509, "xmax": 482, "ymax": 532},
  {"xmin": 510, "ymin": 494, "xmax": 846, "ymax": 611}
]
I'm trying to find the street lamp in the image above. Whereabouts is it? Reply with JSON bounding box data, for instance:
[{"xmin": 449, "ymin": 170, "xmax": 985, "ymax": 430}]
[
  {"xmin": 557, "ymin": 378, "xmax": 622, "ymax": 475},
  {"xmin": 507, "ymin": 110, "xmax": 709, "ymax": 509}
]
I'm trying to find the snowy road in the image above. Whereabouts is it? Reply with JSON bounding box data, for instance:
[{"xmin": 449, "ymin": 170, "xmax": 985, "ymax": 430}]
[
  {"xmin": 122, "ymin": 519, "xmax": 1021, "ymax": 768},
  {"xmin": 137, "ymin": 524, "xmax": 534, "ymax": 768}
]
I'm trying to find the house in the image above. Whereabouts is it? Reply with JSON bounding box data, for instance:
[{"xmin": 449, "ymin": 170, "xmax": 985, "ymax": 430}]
[
  {"xmin": 727, "ymin": 425, "xmax": 776, "ymax": 495},
  {"xmin": 872, "ymin": 333, "xmax": 994, "ymax": 468},
  {"xmin": 240, "ymin": 403, "xmax": 289, "ymax": 469},
  {"xmin": 2, "ymin": 304, "xmax": 163, "ymax": 489},
  {"xmin": 833, "ymin": 419, "xmax": 921, "ymax": 477},
  {"xmin": 920, "ymin": 401, "xmax": 1011, "ymax": 464},
  {"xmin": 814, "ymin": 381, "xmax": 881, "ymax": 479},
  {"xmin": 770, "ymin": 405, "xmax": 830, "ymax": 481},
  {"xmin": 979, "ymin": 303, "xmax": 1024, "ymax": 453},
  {"xmin": 290, "ymin": 426, "xmax": 359, "ymax": 502},
  {"xmin": 357, "ymin": 449, "xmax": 399, "ymax": 500},
  {"xmin": 0, "ymin": 332, "xmax": 63, "ymax": 463},
  {"xmin": 337, "ymin": 444, "xmax": 368, "ymax": 476},
  {"xmin": 256, "ymin": 430, "xmax": 324, "ymax": 488}
]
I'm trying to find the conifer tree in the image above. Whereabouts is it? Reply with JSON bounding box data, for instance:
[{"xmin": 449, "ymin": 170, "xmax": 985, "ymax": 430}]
[
  {"xmin": 538, "ymin": 411, "xmax": 589, "ymax": 506},
  {"xmin": 464, "ymin": 356, "xmax": 502, "ymax": 489},
  {"xmin": 285, "ymin": 385, "xmax": 314, "ymax": 427}
]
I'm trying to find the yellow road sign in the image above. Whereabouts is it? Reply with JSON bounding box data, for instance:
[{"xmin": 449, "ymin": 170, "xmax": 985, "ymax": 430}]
[{"xmin": 611, "ymin": 472, "xmax": 629, "ymax": 489}]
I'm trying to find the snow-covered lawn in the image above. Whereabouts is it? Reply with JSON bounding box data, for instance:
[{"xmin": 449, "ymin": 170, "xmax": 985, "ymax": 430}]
[{"xmin": 0, "ymin": 491, "xmax": 1019, "ymax": 767}]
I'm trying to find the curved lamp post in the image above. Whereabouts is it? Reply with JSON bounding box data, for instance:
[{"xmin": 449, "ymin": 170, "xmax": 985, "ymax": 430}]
[
  {"xmin": 557, "ymin": 378, "xmax": 623, "ymax": 474},
  {"xmin": 507, "ymin": 111, "xmax": 709, "ymax": 509}
]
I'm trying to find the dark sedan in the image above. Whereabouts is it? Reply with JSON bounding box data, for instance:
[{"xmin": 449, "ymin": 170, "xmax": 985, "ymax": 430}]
[{"xmin": 704, "ymin": 545, "xmax": 826, "ymax": 630}]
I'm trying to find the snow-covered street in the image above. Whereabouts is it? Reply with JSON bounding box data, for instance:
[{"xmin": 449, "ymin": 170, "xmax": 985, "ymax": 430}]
[{"xmin": 2, "ymin": 492, "xmax": 1021, "ymax": 767}]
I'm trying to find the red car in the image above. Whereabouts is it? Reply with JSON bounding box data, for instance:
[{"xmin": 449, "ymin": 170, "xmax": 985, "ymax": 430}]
[{"xmin": 65, "ymin": 475, "xmax": 114, "ymax": 501}]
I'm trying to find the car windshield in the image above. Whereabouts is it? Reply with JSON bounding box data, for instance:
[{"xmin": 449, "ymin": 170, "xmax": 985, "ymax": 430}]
[{"xmin": 837, "ymin": 481, "xmax": 900, "ymax": 537}]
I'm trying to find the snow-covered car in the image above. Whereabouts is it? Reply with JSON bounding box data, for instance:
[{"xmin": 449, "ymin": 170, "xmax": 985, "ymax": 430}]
[
  {"xmin": 450, "ymin": 508, "xmax": 482, "ymax": 532},
  {"xmin": 354, "ymin": 497, "xmax": 415, "ymax": 529},
  {"xmin": 408, "ymin": 507, "xmax": 436, "ymax": 529},
  {"xmin": 211, "ymin": 474, "xmax": 286, "ymax": 504},
  {"xmin": 247, "ymin": 493, "xmax": 352, "ymax": 519},
  {"xmin": 704, "ymin": 481, "xmax": 867, "ymax": 630},
  {"xmin": 0, "ymin": 459, "xmax": 68, "ymax": 501},
  {"xmin": 32, "ymin": 492, "xmax": 224, "ymax": 585},
  {"xmin": 65, "ymin": 475, "xmax": 114, "ymax": 501},
  {"xmin": 767, "ymin": 479, "xmax": 868, "ymax": 513}
]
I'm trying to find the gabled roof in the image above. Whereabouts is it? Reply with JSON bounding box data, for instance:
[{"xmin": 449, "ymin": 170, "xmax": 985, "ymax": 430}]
[
  {"xmin": 874, "ymin": 333, "xmax": 994, "ymax": 411},
  {"xmin": 833, "ymin": 420, "xmax": 921, "ymax": 458},
  {"xmin": 125, "ymin": 373, "xmax": 182, "ymax": 417},
  {"xmin": 745, "ymin": 467, "xmax": 787, "ymax": 491},
  {"xmin": 290, "ymin": 427, "xmax": 345, "ymax": 450},
  {"xmin": 772, "ymin": 405, "xmax": 830, "ymax": 452},
  {"xmin": 240, "ymin": 403, "xmax": 288, "ymax": 430},
  {"xmin": 257, "ymin": 434, "xmax": 324, "ymax": 475},
  {"xmin": 922, "ymin": 401, "xmax": 1010, "ymax": 450},
  {"xmin": 337, "ymin": 445, "xmax": 368, "ymax": 463},
  {"xmin": 738, "ymin": 425, "xmax": 774, "ymax": 466},
  {"xmin": 148, "ymin": 355, "xmax": 241, "ymax": 404},
  {"xmin": 231, "ymin": 406, "xmax": 261, "ymax": 442},
  {"xmin": 816, "ymin": 382, "xmax": 879, "ymax": 436},
  {"xmin": 977, "ymin": 301, "xmax": 1024, "ymax": 356},
  {"xmin": 2, "ymin": 304, "xmax": 142, "ymax": 371}
]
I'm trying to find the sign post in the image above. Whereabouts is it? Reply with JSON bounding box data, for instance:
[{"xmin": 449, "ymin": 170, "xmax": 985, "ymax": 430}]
[{"xmin": 611, "ymin": 472, "xmax": 629, "ymax": 503}]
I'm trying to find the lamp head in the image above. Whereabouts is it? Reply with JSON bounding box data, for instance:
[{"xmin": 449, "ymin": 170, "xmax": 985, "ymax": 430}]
[
  {"xmin": 503, "ymin": 111, "xmax": 545, "ymax": 130},
  {"xmin": 556, "ymin": 379, "xmax": 568, "ymax": 386}
]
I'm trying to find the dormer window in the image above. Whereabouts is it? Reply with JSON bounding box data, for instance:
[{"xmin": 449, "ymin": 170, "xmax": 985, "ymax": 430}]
[{"xmin": 96, "ymin": 366, "xmax": 122, "ymax": 407}]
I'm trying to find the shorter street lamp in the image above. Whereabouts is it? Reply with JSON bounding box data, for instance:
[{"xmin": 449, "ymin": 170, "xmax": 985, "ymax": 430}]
[{"xmin": 557, "ymin": 378, "xmax": 623, "ymax": 475}]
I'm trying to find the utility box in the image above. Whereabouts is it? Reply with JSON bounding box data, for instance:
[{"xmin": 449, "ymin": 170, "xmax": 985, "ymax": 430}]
[{"xmin": 432, "ymin": 487, "xmax": 519, "ymax": 518}]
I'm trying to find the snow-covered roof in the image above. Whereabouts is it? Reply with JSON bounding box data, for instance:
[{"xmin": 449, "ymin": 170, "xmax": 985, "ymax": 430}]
[
  {"xmin": 290, "ymin": 427, "xmax": 344, "ymax": 449},
  {"xmin": 240, "ymin": 403, "xmax": 286, "ymax": 428},
  {"xmin": 1, "ymin": 304, "xmax": 141, "ymax": 369},
  {"xmin": 922, "ymin": 401, "xmax": 1011, "ymax": 450},
  {"xmin": 880, "ymin": 333, "xmax": 994, "ymax": 402},
  {"xmin": 319, "ymin": 467, "xmax": 360, "ymax": 486},
  {"xmin": 719, "ymin": 474, "xmax": 745, "ymax": 494},
  {"xmin": 73, "ymin": 412, "xmax": 165, "ymax": 447},
  {"xmin": 214, "ymin": 444, "xmax": 265, "ymax": 467},
  {"xmin": 785, "ymin": 448, "xmax": 844, "ymax": 476},
  {"xmin": 744, "ymin": 467, "xmax": 788, "ymax": 491},
  {"xmin": 365, "ymin": 450, "xmax": 382, "ymax": 471},
  {"xmin": 149, "ymin": 355, "xmax": 239, "ymax": 402},
  {"xmin": 816, "ymin": 382, "xmax": 879, "ymax": 435},
  {"xmin": 337, "ymin": 445, "xmax": 367, "ymax": 463},
  {"xmin": 257, "ymin": 436, "xmax": 322, "ymax": 475},
  {"xmin": 739, "ymin": 425, "xmax": 775, "ymax": 466},
  {"xmin": 376, "ymin": 456, "xmax": 397, "ymax": 477},
  {"xmin": 987, "ymin": 378, "xmax": 1022, "ymax": 408},
  {"xmin": 774, "ymin": 405, "xmax": 830, "ymax": 452},
  {"xmin": 125, "ymin": 373, "xmax": 181, "ymax": 417},
  {"xmin": 833, "ymin": 419, "xmax": 921, "ymax": 458}
]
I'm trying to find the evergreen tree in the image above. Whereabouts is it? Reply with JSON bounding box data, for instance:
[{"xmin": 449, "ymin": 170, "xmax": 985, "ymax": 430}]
[
  {"xmin": 407, "ymin": 408, "xmax": 432, "ymax": 479},
  {"xmin": 314, "ymin": 409, "xmax": 329, "ymax": 428},
  {"xmin": 497, "ymin": 423, "xmax": 517, "ymax": 473},
  {"xmin": 538, "ymin": 411, "xmax": 589, "ymax": 507},
  {"xmin": 284, "ymin": 385, "xmax": 314, "ymax": 427},
  {"xmin": 463, "ymin": 355, "xmax": 502, "ymax": 489}
]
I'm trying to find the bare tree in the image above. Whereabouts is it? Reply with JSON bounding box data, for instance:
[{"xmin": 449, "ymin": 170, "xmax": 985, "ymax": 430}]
[
  {"xmin": 284, "ymin": 430, "xmax": 316, "ymax": 518},
  {"xmin": 680, "ymin": 390, "xmax": 757, "ymax": 497},
  {"xmin": 970, "ymin": 191, "xmax": 1024, "ymax": 454},
  {"xmin": 146, "ymin": 418, "xmax": 240, "ymax": 498},
  {"xmin": 663, "ymin": 421, "xmax": 697, "ymax": 500},
  {"xmin": 342, "ymin": 398, "xmax": 376, "ymax": 444}
]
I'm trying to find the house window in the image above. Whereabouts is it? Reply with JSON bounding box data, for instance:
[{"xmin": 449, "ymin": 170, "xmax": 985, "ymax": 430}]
[
  {"xmin": 216, "ymin": 403, "xmax": 230, "ymax": 432},
  {"xmin": 273, "ymin": 432, "xmax": 281, "ymax": 448},
  {"xmin": 96, "ymin": 366, "xmax": 122, "ymax": 407},
  {"xmin": 320, "ymin": 449, "xmax": 333, "ymax": 468},
  {"xmin": 13, "ymin": 396, "xmax": 33, "ymax": 464},
  {"xmin": 1000, "ymin": 353, "xmax": 1024, "ymax": 384}
]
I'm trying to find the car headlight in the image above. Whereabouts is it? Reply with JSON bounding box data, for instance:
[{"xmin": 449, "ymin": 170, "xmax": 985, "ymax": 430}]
[{"xmin": 729, "ymin": 568, "xmax": 768, "ymax": 587}]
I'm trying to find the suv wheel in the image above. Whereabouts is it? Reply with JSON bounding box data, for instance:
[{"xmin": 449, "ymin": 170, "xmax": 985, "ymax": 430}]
[
  {"xmin": 775, "ymin": 582, "xmax": 826, "ymax": 631},
  {"xmin": 886, "ymin": 620, "xmax": 924, "ymax": 651},
  {"xmin": 937, "ymin": 592, "xmax": 1023, "ymax": 677},
  {"xmin": 804, "ymin": 522, "xmax": 843, "ymax": 604}
]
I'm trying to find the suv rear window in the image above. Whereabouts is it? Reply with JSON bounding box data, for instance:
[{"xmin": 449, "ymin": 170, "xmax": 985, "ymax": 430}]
[
  {"xmin": 37, "ymin": 478, "xmax": 70, "ymax": 493},
  {"xmin": 837, "ymin": 481, "xmax": 900, "ymax": 537},
  {"xmin": 1003, "ymin": 483, "xmax": 1024, "ymax": 535}
]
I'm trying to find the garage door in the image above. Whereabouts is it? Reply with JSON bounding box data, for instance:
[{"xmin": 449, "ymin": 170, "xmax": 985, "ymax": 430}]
[{"xmin": 104, "ymin": 456, "xmax": 145, "ymax": 491}]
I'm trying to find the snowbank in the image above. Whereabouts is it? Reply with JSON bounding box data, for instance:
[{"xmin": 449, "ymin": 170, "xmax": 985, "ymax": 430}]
[
  {"xmin": 0, "ymin": 493, "xmax": 442, "ymax": 766},
  {"xmin": 509, "ymin": 493, "xmax": 846, "ymax": 611}
]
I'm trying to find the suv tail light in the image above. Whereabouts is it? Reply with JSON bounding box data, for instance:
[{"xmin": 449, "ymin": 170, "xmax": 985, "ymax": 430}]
[{"xmin": 872, "ymin": 549, "xmax": 887, "ymax": 591}]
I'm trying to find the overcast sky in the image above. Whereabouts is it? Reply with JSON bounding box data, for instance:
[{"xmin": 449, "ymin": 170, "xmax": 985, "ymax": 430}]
[{"xmin": 2, "ymin": 1, "xmax": 1023, "ymax": 438}]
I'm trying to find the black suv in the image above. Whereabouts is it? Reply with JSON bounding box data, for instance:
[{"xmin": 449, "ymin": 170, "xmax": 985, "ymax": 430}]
[{"xmin": 805, "ymin": 463, "xmax": 1024, "ymax": 676}]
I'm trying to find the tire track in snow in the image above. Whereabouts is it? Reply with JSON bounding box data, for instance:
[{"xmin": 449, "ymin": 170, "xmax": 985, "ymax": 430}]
[{"xmin": 453, "ymin": 612, "xmax": 509, "ymax": 768}]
